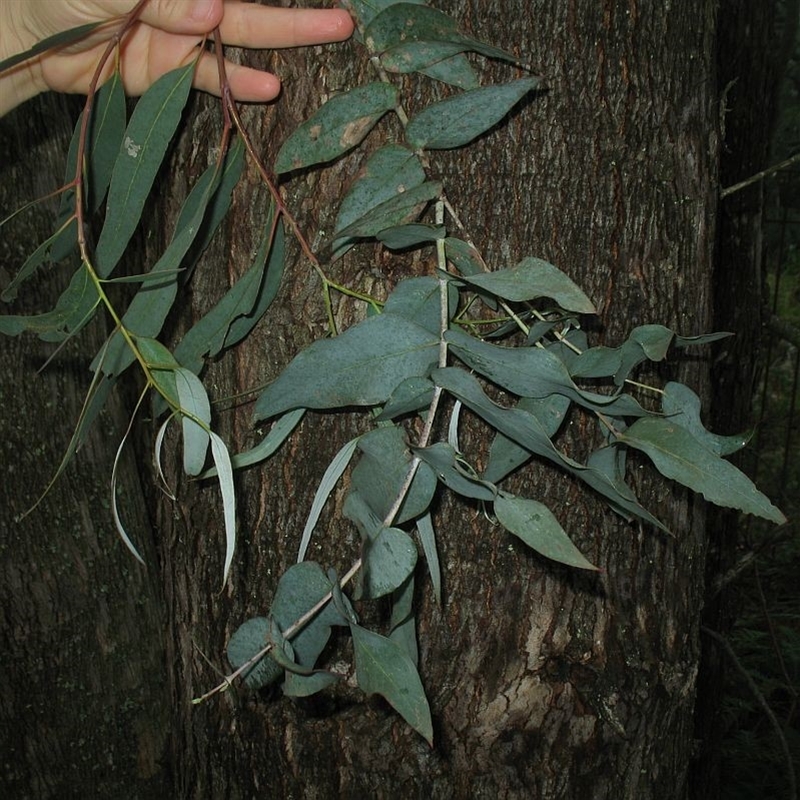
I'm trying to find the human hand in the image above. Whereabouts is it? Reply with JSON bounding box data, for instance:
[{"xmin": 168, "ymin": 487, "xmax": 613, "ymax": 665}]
[{"xmin": 0, "ymin": 0, "xmax": 354, "ymax": 116}]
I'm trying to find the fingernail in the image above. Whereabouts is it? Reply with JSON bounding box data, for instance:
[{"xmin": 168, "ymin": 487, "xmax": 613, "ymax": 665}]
[{"xmin": 190, "ymin": 0, "xmax": 218, "ymax": 24}]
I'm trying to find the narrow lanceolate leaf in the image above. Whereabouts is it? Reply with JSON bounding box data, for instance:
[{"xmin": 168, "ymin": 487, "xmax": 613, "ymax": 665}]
[
  {"xmin": 253, "ymin": 313, "xmax": 439, "ymax": 421},
  {"xmin": 456, "ymin": 257, "xmax": 595, "ymax": 313},
  {"xmin": 405, "ymin": 77, "xmax": 541, "ymax": 150},
  {"xmin": 208, "ymin": 431, "xmax": 238, "ymax": 585},
  {"xmin": 495, "ymin": 494, "xmax": 598, "ymax": 570},
  {"xmin": 350, "ymin": 623, "xmax": 433, "ymax": 745},
  {"xmin": 95, "ymin": 145, "xmax": 238, "ymax": 377},
  {"xmin": 174, "ymin": 368, "xmax": 211, "ymax": 477},
  {"xmin": 275, "ymin": 83, "xmax": 398, "ymax": 174},
  {"xmin": 618, "ymin": 417, "xmax": 785, "ymax": 524},
  {"xmin": 0, "ymin": 22, "xmax": 104, "ymax": 72},
  {"xmin": 415, "ymin": 511, "xmax": 441, "ymax": 605},
  {"xmin": 94, "ymin": 62, "xmax": 196, "ymax": 277},
  {"xmin": 297, "ymin": 436, "xmax": 361, "ymax": 563}
]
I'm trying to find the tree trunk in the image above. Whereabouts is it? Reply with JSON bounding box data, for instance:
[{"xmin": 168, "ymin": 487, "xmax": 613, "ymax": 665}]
[
  {"xmin": 0, "ymin": 1, "xmax": 775, "ymax": 799},
  {"xmin": 0, "ymin": 98, "xmax": 171, "ymax": 797}
]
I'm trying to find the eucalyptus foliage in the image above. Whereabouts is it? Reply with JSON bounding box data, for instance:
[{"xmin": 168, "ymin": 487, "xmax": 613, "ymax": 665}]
[{"xmin": 0, "ymin": 0, "xmax": 785, "ymax": 744}]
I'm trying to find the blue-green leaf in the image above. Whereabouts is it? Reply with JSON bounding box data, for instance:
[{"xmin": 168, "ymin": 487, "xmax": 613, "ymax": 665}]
[
  {"xmin": 415, "ymin": 511, "xmax": 441, "ymax": 605},
  {"xmin": 414, "ymin": 442, "xmax": 496, "ymax": 501},
  {"xmin": 455, "ymin": 257, "xmax": 595, "ymax": 313},
  {"xmin": 406, "ymin": 77, "xmax": 541, "ymax": 150},
  {"xmin": 275, "ymin": 83, "xmax": 398, "ymax": 174},
  {"xmin": 253, "ymin": 313, "xmax": 439, "ymax": 421},
  {"xmin": 351, "ymin": 623, "xmax": 433, "ymax": 744},
  {"xmin": 357, "ymin": 527, "xmax": 418, "ymax": 599},
  {"xmin": 495, "ymin": 493, "xmax": 598, "ymax": 570},
  {"xmin": 226, "ymin": 617, "xmax": 282, "ymax": 689},
  {"xmin": 209, "ymin": 431, "xmax": 237, "ymax": 585},
  {"xmin": 174, "ymin": 368, "xmax": 211, "ymax": 477},
  {"xmin": 618, "ymin": 418, "xmax": 785, "ymax": 523}
]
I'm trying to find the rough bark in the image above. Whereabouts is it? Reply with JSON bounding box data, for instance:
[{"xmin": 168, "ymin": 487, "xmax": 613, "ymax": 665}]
[
  {"xmin": 1, "ymin": 1, "xmax": 776, "ymax": 799},
  {"xmin": 151, "ymin": 2, "xmax": 718, "ymax": 798},
  {"xmin": 0, "ymin": 99, "xmax": 171, "ymax": 796}
]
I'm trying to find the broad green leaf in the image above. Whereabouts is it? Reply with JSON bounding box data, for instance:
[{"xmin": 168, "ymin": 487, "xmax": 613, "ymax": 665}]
[
  {"xmin": 270, "ymin": 562, "xmax": 348, "ymax": 668},
  {"xmin": 342, "ymin": 0, "xmax": 426, "ymax": 30},
  {"xmin": 445, "ymin": 237, "xmax": 487, "ymax": 277},
  {"xmin": 420, "ymin": 53, "xmax": 480, "ymax": 90},
  {"xmin": 174, "ymin": 368, "xmax": 211, "ymax": 477},
  {"xmin": 347, "ymin": 426, "xmax": 437, "ymax": 526},
  {"xmin": 661, "ymin": 382, "xmax": 750, "ymax": 456},
  {"xmin": 455, "ymin": 257, "xmax": 595, "ymax": 313},
  {"xmin": 414, "ymin": 442, "xmax": 496, "ymax": 501},
  {"xmin": 227, "ymin": 617, "xmax": 283, "ymax": 689},
  {"xmin": 377, "ymin": 223, "xmax": 446, "ymax": 249},
  {"xmin": 94, "ymin": 62, "xmax": 196, "ymax": 277},
  {"xmin": 618, "ymin": 418, "xmax": 785, "ymax": 523},
  {"xmin": 446, "ymin": 327, "xmax": 649, "ymax": 417},
  {"xmin": 275, "ymin": 83, "xmax": 398, "ymax": 174},
  {"xmin": 483, "ymin": 395, "xmax": 571, "ymax": 483},
  {"xmin": 0, "ymin": 21, "xmax": 103, "ymax": 72},
  {"xmin": 433, "ymin": 366, "xmax": 667, "ymax": 530},
  {"xmin": 366, "ymin": 3, "xmax": 522, "ymax": 69},
  {"xmin": 174, "ymin": 200, "xmax": 284, "ymax": 374},
  {"xmin": 357, "ymin": 527, "xmax": 418, "ymax": 599},
  {"xmin": 283, "ymin": 669, "xmax": 340, "ymax": 698},
  {"xmin": 136, "ymin": 336, "xmax": 179, "ymax": 368},
  {"xmin": 405, "ymin": 77, "xmax": 541, "ymax": 150},
  {"xmin": 334, "ymin": 145, "xmax": 425, "ymax": 233},
  {"xmin": 332, "ymin": 181, "xmax": 442, "ymax": 242},
  {"xmin": 383, "ymin": 275, "xmax": 454, "ymax": 334},
  {"xmin": 253, "ymin": 313, "xmax": 439, "ymax": 421},
  {"xmin": 376, "ymin": 376, "xmax": 435, "ymax": 420},
  {"xmin": 495, "ymin": 494, "xmax": 598, "ymax": 570},
  {"xmin": 298, "ymin": 436, "xmax": 362, "ymax": 563},
  {"xmin": 351, "ymin": 623, "xmax": 433, "ymax": 745},
  {"xmin": 415, "ymin": 511, "xmax": 441, "ymax": 605}
]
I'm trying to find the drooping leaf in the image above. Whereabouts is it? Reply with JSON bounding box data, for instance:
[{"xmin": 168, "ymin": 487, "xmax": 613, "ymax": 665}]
[
  {"xmin": 95, "ymin": 145, "xmax": 231, "ymax": 377},
  {"xmin": 174, "ymin": 368, "xmax": 211, "ymax": 477},
  {"xmin": 455, "ymin": 257, "xmax": 595, "ymax": 313},
  {"xmin": 350, "ymin": 622, "xmax": 433, "ymax": 745},
  {"xmin": 201, "ymin": 409, "xmax": 305, "ymax": 476},
  {"xmin": 661, "ymin": 382, "xmax": 750, "ymax": 457},
  {"xmin": 495, "ymin": 493, "xmax": 598, "ymax": 570},
  {"xmin": 405, "ymin": 77, "xmax": 541, "ymax": 150},
  {"xmin": 389, "ymin": 575, "xmax": 418, "ymax": 663},
  {"xmin": 415, "ymin": 511, "xmax": 441, "ymax": 605},
  {"xmin": 253, "ymin": 313, "xmax": 439, "ymax": 421},
  {"xmin": 208, "ymin": 431, "xmax": 238, "ymax": 585},
  {"xmin": 432, "ymin": 366, "xmax": 667, "ymax": 530},
  {"xmin": 617, "ymin": 418, "xmax": 785, "ymax": 523},
  {"xmin": 50, "ymin": 70, "xmax": 127, "ymax": 263},
  {"xmin": 94, "ymin": 62, "xmax": 197, "ymax": 277},
  {"xmin": 297, "ymin": 436, "xmax": 362, "ymax": 563},
  {"xmin": 346, "ymin": 426, "xmax": 437, "ymax": 527},
  {"xmin": 1, "ymin": 229, "xmax": 65, "ymax": 302},
  {"xmin": 226, "ymin": 617, "xmax": 283, "ymax": 689},
  {"xmin": 275, "ymin": 83, "xmax": 398, "ymax": 174},
  {"xmin": 357, "ymin": 527, "xmax": 418, "ymax": 599},
  {"xmin": 174, "ymin": 197, "xmax": 283, "ymax": 374}
]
